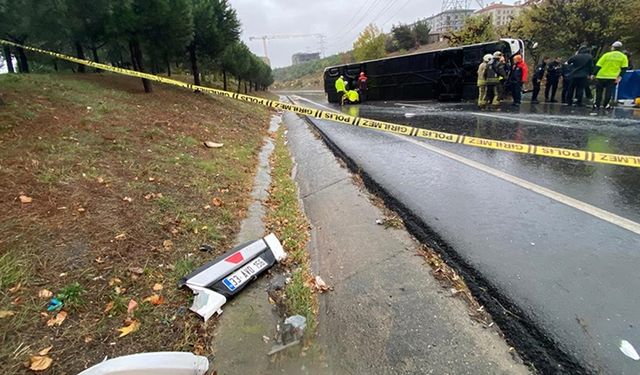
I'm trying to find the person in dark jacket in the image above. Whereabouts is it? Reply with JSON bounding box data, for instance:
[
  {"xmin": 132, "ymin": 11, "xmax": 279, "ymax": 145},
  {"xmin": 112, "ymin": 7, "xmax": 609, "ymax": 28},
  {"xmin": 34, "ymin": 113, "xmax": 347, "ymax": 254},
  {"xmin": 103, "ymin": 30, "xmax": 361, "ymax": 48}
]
[
  {"xmin": 545, "ymin": 57, "xmax": 562, "ymax": 102},
  {"xmin": 565, "ymin": 46, "xmax": 594, "ymax": 107},
  {"xmin": 561, "ymin": 61, "xmax": 571, "ymax": 104},
  {"xmin": 509, "ymin": 55, "xmax": 527, "ymax": 106},
  {"xmin": 531, "ymin": 56, "xmax": 549, "ymax": 103}
]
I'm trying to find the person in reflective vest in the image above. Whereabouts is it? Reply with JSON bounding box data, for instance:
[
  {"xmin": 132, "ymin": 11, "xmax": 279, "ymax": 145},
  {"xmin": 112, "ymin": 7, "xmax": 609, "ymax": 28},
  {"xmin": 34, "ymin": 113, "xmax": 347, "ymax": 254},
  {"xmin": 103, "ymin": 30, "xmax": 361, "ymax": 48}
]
[
  {"xmin": 344, "ymin": 89, "xmax": 360, "ymax": 104},
  {"xmin": 357, "ymin": 72, "xmax": 368, "ymax": 102},
  {"xmin": 593, "ymin": 41, "xmax": 629, "ymax": 111},
  {"xmin": 335, "ymin": 75, "xmax": 346, "ymax": 98}
]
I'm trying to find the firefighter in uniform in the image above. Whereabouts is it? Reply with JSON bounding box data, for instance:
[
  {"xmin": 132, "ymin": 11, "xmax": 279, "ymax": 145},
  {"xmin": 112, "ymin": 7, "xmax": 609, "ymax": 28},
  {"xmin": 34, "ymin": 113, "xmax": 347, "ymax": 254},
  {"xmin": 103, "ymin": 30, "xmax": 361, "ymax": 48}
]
[{"xmin": 477, "ymin": 54, "xmax": 492, "ymax": 108}]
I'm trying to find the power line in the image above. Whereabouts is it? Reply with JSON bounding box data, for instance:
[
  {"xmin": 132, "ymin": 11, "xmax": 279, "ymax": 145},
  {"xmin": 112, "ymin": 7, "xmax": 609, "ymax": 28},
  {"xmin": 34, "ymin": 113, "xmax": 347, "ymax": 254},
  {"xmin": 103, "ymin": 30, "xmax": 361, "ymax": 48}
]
[
  {"xmin": 326, "ymin": 0, "xmax": 386, "ymax": 48},
  {"xmin": 329, "ymin": 0, "xmax": 370, "ymax": 39},
  {"xmin": 329, "ymin": 0, "xmax": 401, "ymax": 52},
  {"xmin": 380, "ymin": 0, "xmax": 414, "ymax": 29}
]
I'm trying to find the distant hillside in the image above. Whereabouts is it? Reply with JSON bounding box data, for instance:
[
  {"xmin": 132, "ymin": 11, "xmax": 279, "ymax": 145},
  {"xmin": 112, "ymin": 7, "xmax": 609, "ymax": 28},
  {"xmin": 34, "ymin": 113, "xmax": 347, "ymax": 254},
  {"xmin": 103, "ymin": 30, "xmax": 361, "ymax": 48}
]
[
  {"xmin": 272, "ymin": 41, "xmax": 452, "ymax": 90},
  {"xmin": 273, "ymin": 52, "xmax": 353, "ymax": 83}
]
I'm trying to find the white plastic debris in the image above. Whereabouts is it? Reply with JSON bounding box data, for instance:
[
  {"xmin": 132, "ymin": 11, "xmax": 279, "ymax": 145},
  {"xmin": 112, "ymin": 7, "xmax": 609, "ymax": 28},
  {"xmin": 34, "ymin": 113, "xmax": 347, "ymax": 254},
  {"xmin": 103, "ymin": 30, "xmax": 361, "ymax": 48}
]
[
  {"xmin": 77, "ymin": 352, "xmax": 209, "ymax": 375},
  {"xmin": 404, "ymin": 113, "xmax": 416, "ymax": 118},
  {"xmin": 189, "ymin": 286, "xmax": 227, "ymax": 322},
  {"xmin": 620, "ymin": 340, "xmax": 640, "ymax": 361},
  {"xmin": 284, "ymin": 315, "xmax": 307, "ymax": 330},
  {"xmin": 203, "ymin": 141, "xmax": 224, "ymax": 148}
]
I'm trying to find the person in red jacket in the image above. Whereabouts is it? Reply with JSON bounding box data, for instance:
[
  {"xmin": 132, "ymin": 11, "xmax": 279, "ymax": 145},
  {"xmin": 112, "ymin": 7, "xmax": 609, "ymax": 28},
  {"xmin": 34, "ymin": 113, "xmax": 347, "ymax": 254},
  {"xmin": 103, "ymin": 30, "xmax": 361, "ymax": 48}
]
[
  {"xmin": 357, "ymin": 72, "xmax": 368, "ymax": 102},
  {"xmin": 508, "ymin": 54, "xmax": 528, "ymax": 106}
]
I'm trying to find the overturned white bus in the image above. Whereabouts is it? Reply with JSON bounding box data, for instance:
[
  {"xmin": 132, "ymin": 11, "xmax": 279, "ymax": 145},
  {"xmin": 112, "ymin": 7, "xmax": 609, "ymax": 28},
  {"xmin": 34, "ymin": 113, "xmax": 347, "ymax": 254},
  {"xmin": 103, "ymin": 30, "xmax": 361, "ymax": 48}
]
[{"xmin": 324, "ymin": 38, "xmax": 525, "ymax": 103}]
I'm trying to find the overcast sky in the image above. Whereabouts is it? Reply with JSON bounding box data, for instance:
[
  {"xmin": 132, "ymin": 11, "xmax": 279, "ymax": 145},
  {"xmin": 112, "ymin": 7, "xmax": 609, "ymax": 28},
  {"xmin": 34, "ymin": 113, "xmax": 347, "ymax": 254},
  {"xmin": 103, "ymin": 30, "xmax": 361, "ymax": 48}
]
[{"xmin": 230, "ymin": 0, "xmax": 515, "ymax": 68}]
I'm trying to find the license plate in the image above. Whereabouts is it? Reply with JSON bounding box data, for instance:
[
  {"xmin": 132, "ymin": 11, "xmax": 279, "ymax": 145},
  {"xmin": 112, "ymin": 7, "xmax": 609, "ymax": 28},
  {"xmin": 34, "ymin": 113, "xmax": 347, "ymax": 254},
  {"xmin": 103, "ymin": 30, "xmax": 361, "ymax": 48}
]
[{"xmin": 222, "ymin": 257, "xmax": 268, "ymax": 291}]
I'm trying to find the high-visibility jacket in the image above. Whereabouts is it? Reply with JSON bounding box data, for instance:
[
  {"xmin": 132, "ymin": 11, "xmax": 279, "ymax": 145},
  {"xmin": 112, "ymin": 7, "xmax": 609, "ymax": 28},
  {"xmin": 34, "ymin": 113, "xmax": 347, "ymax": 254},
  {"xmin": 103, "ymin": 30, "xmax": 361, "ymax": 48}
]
[
  {"xmin": 335, "ymin": 77, "xmax": 346, "ymax": 93},
  {"xmin": 345, "ymin": 90, "xmax": 359, "ymax": 103},
  {"xmin": 596, "ymin": 51, "xmax": 629, "ymax": 79}
]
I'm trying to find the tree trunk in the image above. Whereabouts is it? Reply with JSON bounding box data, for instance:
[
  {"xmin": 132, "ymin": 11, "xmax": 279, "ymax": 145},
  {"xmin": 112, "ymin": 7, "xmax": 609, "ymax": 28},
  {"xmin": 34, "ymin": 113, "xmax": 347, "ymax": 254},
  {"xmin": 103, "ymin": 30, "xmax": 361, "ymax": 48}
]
[
  {"xmin": 2, "ymin": 46, "xmax": 14, "ymax": 73},
  {"xmin": 244, "ymin": 81, "xmax": 247, "ymax": 94},
  {"xmin": 75, "ymin": 41, "xmax": 86, "ymax": 73},
  {"xmin": 188, "ymin": 43, "xmax": 200, "ymax": 86},
  {"xmin": 91, "ymin": 46, "xmax": 101, "ymax": 72},
  {"xmin": 52, "ymin": 59, "xmax": 58, "ymax": 72},
  {"xmin": 237, "ymin": 78, "xmax": 241, "ymax": 93},
  {"xmin": 223, "ymin": 70, "xmax": 227, "ymax": 91},
  {"xmin": 16, "ymin": 47, "xmax": 29, "ymax": 73},
  {"xmin": 166, "ymin": 56, "xmax": 171, "ymax": 76},
  {"xmin": 129, "ymin": 39, "xmax": 152, "ymax": 93}
]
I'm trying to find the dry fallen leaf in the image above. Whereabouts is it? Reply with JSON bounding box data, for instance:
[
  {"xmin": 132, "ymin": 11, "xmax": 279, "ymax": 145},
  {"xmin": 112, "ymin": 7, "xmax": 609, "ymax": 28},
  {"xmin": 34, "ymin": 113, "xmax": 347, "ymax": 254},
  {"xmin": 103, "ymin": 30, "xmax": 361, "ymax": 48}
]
[
  {"xmin": 143, "ymin": 294, "xmax": 164, "ymax": 306},
  {"xmin": 313, "ymin": 275, "xmax": 332, "ymax": 293},
  {"xmin": 38, "ymin": 346, "xmax": 53, "ymax": 356},
  {"xmin": 46, "ymin": 311, "xmax": 68, "ymax": 326},
  {"xmin": 128, "ymin": 267, "xmax": 144, "ymax": 275},
  {"xmin": 211, "ymin": 197, "xmax": 223, "ymax": 207},
  {"xmin": 162, "ymin": 240, "xmax": 173, "ymax": 251},
  {"xmin": 97, "ymin": 177, "xmax": 105, "ymax": 184},
  {"xmin": 0, "ymin": 310, "xmax": 15, "ymax": 319},
  {"xmin": 94, "ymin": 256, "xmax": 105, "ymax": 264},
  {"xmin": 127, "ymin": 299, "xmax": 138, "ymax": 315},
  {"xmin": 148, "ymin": 177, "xmax": 155, "ymax": 182},
  {"xmin": 19, "ymin": 195, "xmax": 33, "ymax": 203},
  {"xmin": 103, "ymin": 301, "xmax": 114, "ymax": 314},
  {"xmin": 122, "ymin": 196, "xmax": 133, "ymax": 203},
  {"xmin": 77, "ymin": 207, "xmax": 86, "ymax": 213},
  {"xmin": 109, "ymin": 277, "xmax": 122, "ymax": 286},
  {"xmin": 152, "ymin": 283, "xmax": 163, "ymax": 292},
  {"xmin": 114, "ymin": 233, "xmax": 126, "ymax": 240},
  {"xmin": 29, "ymin": 355, "xmax": 52, "ymax": 371},
  {"xmin": 117, "ymin": 320, "xmax": 140, "ymax": 337},
  {"xmin": 8, "ymin": 283, "xmax": 21, "ymax": 293},
  {"xmin": 38, "ymin": 289, "xmax": 53, "ymax": 299},
  {"xmin": 114, "ymin": 286, "xmax": 124, "ymax": 295},
  {"xmin": 84, "ymin": 336, "xmax": 93, "ymax": 343}
]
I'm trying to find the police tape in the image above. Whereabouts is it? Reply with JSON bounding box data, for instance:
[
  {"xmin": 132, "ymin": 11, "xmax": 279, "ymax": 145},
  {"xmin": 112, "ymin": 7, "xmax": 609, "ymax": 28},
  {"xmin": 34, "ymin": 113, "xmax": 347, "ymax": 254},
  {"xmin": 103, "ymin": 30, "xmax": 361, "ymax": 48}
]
[{"xmin": 2, "ymin": 38, "xmax": 639, "ymax": 168}]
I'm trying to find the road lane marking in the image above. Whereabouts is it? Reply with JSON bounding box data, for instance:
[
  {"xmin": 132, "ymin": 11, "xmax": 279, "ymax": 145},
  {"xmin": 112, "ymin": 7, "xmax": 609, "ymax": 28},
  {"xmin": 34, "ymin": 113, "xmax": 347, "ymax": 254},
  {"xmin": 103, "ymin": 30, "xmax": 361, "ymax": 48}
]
[{"xmin": 294, "ymin": 96, "xmax": 640, "ymax": 236}]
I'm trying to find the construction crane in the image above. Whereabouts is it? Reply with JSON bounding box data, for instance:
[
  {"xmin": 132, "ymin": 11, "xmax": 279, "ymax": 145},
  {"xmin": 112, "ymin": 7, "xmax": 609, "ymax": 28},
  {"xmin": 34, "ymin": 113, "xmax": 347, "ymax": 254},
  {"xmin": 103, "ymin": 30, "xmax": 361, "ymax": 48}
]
[
  {"xmin": 442, "ymin": 0, "xmax": 485, "ymax": 11},
  {"xmin": 248, "ymin": 34, "xmax": 326, "ymax": 62}
]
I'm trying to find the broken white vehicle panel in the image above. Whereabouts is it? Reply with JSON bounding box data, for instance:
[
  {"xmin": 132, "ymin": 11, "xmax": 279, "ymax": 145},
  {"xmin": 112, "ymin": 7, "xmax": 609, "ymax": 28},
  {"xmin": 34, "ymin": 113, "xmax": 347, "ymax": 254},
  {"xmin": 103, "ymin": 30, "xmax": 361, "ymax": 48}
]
[{"xmin": 179, "ymin": 233, "xmax": 286, "ymax": 320}]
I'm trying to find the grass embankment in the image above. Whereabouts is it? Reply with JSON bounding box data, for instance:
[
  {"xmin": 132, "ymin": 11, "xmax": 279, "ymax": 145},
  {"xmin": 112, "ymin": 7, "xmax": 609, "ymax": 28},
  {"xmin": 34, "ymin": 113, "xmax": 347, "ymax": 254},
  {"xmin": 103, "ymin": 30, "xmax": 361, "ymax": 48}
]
[
  {"xmin": 265, "ymin": 126, "xmax": 316, "ymax": 332},
  {"xmin": 0, "ymin": 73, "xmax": 271, "ymax": 373}
]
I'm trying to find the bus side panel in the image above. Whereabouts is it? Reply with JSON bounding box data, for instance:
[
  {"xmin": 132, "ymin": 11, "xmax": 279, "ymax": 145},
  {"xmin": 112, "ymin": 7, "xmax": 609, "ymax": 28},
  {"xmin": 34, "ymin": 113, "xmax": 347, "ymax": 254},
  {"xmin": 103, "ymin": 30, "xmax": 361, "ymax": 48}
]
[{"xmin": 324, "ymin": 67, "xmax": 342, "ymax": 103}]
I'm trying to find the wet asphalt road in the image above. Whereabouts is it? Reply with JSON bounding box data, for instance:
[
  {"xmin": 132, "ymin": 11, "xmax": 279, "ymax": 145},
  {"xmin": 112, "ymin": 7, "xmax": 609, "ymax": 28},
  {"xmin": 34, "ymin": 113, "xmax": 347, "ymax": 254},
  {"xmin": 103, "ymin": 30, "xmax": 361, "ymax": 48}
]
[{"xmin": 288, "ymin": 92, "xmax": 640, "ymax": 374}]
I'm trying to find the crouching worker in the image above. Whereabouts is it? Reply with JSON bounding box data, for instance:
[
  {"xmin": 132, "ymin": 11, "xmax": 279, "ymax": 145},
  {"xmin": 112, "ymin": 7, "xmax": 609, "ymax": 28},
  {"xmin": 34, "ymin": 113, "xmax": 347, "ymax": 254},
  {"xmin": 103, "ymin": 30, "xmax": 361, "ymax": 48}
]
[{"xmin": 343, "ymin": 89, "xmax": 360, "ymax": 104}]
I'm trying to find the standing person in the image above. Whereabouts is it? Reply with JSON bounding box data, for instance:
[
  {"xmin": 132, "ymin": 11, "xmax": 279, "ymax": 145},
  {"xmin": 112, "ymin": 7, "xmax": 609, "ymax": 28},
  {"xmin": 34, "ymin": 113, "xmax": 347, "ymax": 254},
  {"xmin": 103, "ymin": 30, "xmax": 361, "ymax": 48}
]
[
  {"xmin": 357, "ymin": 72, "xmax": 368, "ymax": 102},
  {"xmin": 545, "ymin": 57, "xmax": 562, "ymax": 102},
  {"xmin": 335, "ymin": 75, "xmax": 346, "ymax": 105},
  {"xmin": 561, "ymin": 61, "xmax": 571, "ymax": 104},
  {"xmin": 490, "ymin": 51, "xmax": 508, "ymax": 106},
  {"xmin": 593, "ymin": 41, "xmax": 629, "ymax": 111},
  {"xmin": 477, "ymin": 54, "xmax": 491, "ymax": 108},
  {"xmin": 531, "ymin": 56, "xmax": 549, "ymax": 103},
  {"xmin": 565, "ymin": 46, "xmax": 594, "ymax": 107},
  {"xmin": 509, "ymin": 55, "xmax": 527, "ymax": 106}
]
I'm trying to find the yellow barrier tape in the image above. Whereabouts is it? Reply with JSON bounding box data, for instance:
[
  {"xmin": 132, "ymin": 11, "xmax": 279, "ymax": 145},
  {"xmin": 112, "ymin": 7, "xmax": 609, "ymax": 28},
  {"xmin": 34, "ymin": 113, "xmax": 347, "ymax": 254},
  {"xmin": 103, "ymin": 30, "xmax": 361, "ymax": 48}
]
[{"xmin": 2, "ymin": 38, "xmax": 639, "ymax": 168}]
